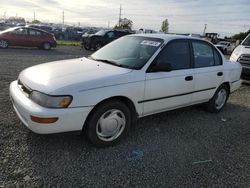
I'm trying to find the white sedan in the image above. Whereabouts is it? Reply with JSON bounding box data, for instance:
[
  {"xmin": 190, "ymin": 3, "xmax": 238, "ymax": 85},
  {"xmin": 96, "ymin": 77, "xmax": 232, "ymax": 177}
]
[{"xmin": 10, "ymin": 34, "xmax": 242, "ymax": 147}]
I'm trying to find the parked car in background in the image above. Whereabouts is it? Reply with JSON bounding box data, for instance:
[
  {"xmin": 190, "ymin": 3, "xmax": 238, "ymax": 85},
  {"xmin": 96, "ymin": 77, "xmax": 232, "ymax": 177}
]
[
  {"xmin": 10, "ymin": 34, "xmax": 242, "ymax": 147},
  {"xmin": 230, "ymin": 34, "xmax": 250, "ymax": 78},
  {"xmin": 0, "ymin": 26, "xmax": 56, "ymax": 50},
  {"xmin": 81, "ymin": 29, "xmax": 131, "ymax": 50},
  {"xmin": 215, "ymin": 41, "xmax": 235, "ymax": 54}
]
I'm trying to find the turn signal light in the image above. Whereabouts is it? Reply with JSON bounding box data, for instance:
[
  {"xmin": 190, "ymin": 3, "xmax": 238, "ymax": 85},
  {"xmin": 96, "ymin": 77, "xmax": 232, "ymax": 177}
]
[{"xmin": 30, "ymin": 116, "xmax": 58, "ymax": 124}]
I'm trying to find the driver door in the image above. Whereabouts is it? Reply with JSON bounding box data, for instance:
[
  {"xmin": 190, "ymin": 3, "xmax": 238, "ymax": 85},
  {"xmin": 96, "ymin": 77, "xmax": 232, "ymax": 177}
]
[
  {"xmin": 11, "ymin": 28, "xmax": 29, "ymax": 46},
  {"xmin": 143, "ymin": 39, "xmax": 194, "ymax": 115}
]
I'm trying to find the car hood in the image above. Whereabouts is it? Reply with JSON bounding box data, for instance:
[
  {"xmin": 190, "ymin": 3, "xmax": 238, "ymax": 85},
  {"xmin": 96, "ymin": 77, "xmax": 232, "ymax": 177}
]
[
  {"xmin": 19, "ymin": 57, "xmax": 133, "ymax": 94},
  {"xmin": 230, "ymin": 45, "xmax": 250, "ymax": 61},
  {"xmin": 82, "ymin": 34, "xmax": 93, "ymax": 38},
  {"xmin": 215, "ymin": 44, "xmax": 226, "ymax": 48}
]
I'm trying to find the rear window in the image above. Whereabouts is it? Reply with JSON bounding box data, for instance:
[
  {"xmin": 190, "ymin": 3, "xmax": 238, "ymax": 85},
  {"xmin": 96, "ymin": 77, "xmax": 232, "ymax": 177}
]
[{"xmin": 192, "ymin": 41, "xmax": 222, "ymax": 68}]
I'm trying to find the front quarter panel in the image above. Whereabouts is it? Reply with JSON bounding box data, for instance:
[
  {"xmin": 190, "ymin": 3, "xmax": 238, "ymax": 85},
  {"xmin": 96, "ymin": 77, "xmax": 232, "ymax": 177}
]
[{"xmin": 52, "ymin": 70, "xmax": 146, "ymax": 116}]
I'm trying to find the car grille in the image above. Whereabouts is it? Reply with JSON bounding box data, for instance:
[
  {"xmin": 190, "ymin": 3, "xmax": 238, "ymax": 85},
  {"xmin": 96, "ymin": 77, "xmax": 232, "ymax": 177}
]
[
  {"xmin": 238, "ymin": 54, "xmax": 250, "ymax": 68},
  {"xmin": 17, "ymin": 80, "xmax": 32, "ymax": 97}
]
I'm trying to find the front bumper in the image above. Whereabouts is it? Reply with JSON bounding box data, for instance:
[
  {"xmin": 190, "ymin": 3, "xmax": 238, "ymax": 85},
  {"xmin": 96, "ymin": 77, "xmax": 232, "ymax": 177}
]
[
  {"xmin": 242, "ymin": 66, "xmax": 250, "ymax": 76},
  {"xmin": 9, "ymin": 81, "xmax": 93, "ymax": 134}
]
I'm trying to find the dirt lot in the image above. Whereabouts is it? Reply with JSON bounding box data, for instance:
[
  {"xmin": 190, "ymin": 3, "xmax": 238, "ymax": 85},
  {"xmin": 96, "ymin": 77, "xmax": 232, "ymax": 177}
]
[{"xmin": 0, "ymin": 46, "xmax": 249, "ymax": 187}]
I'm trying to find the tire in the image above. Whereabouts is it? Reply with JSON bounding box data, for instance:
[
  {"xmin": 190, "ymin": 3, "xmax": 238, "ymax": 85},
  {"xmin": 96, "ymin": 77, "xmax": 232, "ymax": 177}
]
[
  {"xmin": 94, "ymin": 42, "xmax": 102, "ymax": 51},
  {"xmin": 42, "ymin": 42, "xmax": 51, "ymax": 50},
  {"xmin": 85, "ymin": 100, "xmax": 131, "ymax": 147},
  {"xmin": 0, "ymin": 40, "xmax": 8, "ymax": 49},
  {"xmin": 84, "ymin": 44, "xmax": 90, "ymax": 50},
  {"xmin": 205, "ymin": 84, "xmax": 229, "ymax": 113}
]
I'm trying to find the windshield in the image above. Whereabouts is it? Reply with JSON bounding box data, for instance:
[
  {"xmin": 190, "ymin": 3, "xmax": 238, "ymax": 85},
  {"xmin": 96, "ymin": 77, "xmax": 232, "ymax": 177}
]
[
  {"xmin": 94, "ymin": 30, "xmax": 107, "ymax": 36},
  {"xmin": 242, "ymin": 34, "xmax": 250, "ymax": 46},
  {"xmin": 90, "ymin": 36, "xmax": 163, "ymax": 69}
]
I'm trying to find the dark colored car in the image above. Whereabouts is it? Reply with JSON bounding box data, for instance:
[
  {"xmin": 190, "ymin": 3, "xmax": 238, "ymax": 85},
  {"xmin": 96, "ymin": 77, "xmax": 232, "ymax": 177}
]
[
  {"xmin": 81, "ymin": 29, "xmax": 131, "ymax": 50},
  {"xmin": 0, "ymin": 26, "xmax": 57, "ymax": 50}
]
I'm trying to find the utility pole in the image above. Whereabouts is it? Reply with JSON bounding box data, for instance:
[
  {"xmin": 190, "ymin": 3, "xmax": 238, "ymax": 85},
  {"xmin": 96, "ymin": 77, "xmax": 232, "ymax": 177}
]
[
  {"xmin": 62, "ymin": 10, "xmax": 65, "ymax": 26},
  {"xmin": 108, "ymin": 21, "xmax": 110, "ymax": 28},
  {"xmin": 203, "ymin": 24, "xmax": 207, "ymax": 36},
  {"xmin": 118, "ymin": 4, "xmax": 122, "ymax": 27},
  {"xmin": 33, "ymin": 11, "xmax": 36, "ymax": 21}
]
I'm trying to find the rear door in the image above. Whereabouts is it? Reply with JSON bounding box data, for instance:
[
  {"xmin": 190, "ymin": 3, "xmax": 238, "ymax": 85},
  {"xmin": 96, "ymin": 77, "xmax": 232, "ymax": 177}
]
[
  {"xmin": 143, "ymin": 39, "xmax": 195, "ymax": 115},
  {"xmin": 28, "ymin": 29, "xmax": 44, "ymax": 47},
  {"xmin": 191, "ymin": 40, "xmax": 224, "ymax": 103}
]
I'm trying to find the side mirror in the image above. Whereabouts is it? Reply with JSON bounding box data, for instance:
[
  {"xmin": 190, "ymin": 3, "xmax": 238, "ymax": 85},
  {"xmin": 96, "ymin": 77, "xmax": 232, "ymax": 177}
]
[{"xmin": 149, "ymin": 63, "xmax": 172, "ymax": 72}]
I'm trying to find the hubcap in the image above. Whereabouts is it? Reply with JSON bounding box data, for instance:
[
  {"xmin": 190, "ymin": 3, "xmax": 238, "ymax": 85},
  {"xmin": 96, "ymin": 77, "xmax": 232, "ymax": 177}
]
[
  {"xmin": 44, "ymin": 43, "xmax": 50, "ymax": 49},
  {"xmin": 96, "ymin": 109, "xmax": 126, "ymax": 142},
  {"xmin": 0, "ymin": 40, "xmax": 8, "ymax": 48},
  {"xmin": 215, "ymin": 88, "xmax": 227, "ymax": 109}
]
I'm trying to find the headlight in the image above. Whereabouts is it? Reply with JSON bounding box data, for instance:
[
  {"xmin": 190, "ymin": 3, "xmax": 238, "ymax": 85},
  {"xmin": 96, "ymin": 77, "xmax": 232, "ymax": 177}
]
[{"xmin": 29, "ymin": 91, "xmax": 73, "ymax": 108}]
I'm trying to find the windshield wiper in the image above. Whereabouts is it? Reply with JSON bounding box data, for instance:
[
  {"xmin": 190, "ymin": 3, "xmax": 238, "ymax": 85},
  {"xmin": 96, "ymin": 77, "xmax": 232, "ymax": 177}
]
[{"xmin": 89, "ymin": 57, "xmax": 133, "ymax": 69}]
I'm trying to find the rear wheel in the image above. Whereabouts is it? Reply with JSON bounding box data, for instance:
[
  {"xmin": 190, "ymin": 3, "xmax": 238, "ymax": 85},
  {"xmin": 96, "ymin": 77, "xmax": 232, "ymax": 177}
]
[
  {"xmin": 0, "ymin": 40, "xmax": 8, "ymax": 49},
  {"xmin": 205, "ymin": 84, "xmax": 229, "ymax": 113},
  {"xmin": 85, "ymin": 100, "xmax": 131, "ymax": 147},
  {"xmin": 42, "ymin": 42, "xmax": 51, "ymax": 50}
]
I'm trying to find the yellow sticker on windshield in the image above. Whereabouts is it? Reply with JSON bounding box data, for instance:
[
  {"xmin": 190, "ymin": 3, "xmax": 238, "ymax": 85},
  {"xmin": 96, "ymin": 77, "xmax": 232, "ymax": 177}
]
[{"xmin": 141, "ymin": 40, "xmax": 161, "ymax": 47}]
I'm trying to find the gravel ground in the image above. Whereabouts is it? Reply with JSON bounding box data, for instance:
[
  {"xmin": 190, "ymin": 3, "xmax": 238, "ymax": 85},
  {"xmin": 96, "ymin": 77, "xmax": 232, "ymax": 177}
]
[{"xmin": 0, "ymin": 46, "xmax": 249, "ymax": 187}]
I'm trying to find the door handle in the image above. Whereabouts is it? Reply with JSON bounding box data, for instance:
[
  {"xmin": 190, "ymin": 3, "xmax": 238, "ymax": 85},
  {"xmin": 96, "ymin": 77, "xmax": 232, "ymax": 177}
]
[
  {"xmin": 185, "ymin": 76, "xmax": 193, "ymax": 81},
  {"xmin": 217, "ymin": 72, "xmax": 223, "ymax": 76}
]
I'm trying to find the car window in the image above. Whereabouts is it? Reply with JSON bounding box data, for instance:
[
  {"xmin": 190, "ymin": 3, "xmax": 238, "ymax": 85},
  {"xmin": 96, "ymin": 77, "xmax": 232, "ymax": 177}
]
[
  {"xmin": 242, "ymin": 35, "xmax": 250, "ymax": 46},
  {"xmin": 153, "ymin": 40, "xmax": 191, "ymax": 70},
  {"xmin": 214, "ymin": 49, "xmax": 222, "ymax": 66},
  {"xmin": 13, "ymin": 28, "xmax": 28, "ymax": 35},
  {"xmin": 107, "ymin": 31, "xmax": 115, "ymax": 38},
  {"xmin": 192, "ymin": 41, "xmax": 215, "ymax": 68},
  {"xmin": 29, "ymin": 29, "xmax": 43, "ymax": 36}
]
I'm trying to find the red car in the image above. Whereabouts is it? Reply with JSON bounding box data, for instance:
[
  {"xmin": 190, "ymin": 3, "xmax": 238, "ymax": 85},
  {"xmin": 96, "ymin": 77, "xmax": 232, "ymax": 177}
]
[{"xmin": 0, "ymin": 26, "xmax": 57, "ymax": 50}]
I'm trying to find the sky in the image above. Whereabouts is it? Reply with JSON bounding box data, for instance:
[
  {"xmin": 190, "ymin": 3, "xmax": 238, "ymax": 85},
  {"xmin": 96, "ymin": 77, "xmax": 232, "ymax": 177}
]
[{"xmin": 0, "ymin": 0, "xmax": 250, "ymax": 37}]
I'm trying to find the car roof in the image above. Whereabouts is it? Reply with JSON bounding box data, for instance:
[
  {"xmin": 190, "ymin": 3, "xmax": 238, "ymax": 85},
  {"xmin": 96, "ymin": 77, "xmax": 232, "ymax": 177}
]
[{"xmin": 129, "ymin": 33, "xmax": 204, "ymax": 43}]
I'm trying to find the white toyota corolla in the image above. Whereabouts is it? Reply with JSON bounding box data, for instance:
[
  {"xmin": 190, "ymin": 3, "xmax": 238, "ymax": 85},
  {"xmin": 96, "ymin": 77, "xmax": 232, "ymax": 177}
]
[{"xmin": 10, "ymin": 34, "xmax": 242, "ymax": 146}]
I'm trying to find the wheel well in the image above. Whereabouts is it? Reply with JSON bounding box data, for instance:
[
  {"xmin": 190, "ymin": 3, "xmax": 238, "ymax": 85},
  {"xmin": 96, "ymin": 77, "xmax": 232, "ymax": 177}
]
[
  {"xmin": 222, "ymin": 82, "xmax": 230, "ymax": 92},
  {"xmin": 82, "ymin": 96, "xmax": 138, "ymax": 131}
]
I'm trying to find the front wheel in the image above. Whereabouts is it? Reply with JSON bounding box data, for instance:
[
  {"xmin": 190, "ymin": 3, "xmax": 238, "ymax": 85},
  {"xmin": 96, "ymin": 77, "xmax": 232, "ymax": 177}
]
[
  {"xmin": 205, "ymin": 84, "xmax": 229, "ymax": 113},
  {"xmin": 0, "ymin": 40, "xmax": 8, "ymax": 49},
  {"xmin": 94, "ymin": 42, "xmax": 102, "ymax": 51},
  {"xmin": 85, "ymin": 100, "xmax": 131, "ymax": 147}
]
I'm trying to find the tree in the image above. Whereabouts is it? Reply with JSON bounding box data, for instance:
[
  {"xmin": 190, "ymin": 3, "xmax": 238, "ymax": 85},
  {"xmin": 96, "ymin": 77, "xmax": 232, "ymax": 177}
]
[
  {"xmin": 31, "ymin": 19, "xmax": 41, "ymax": 24},
  {"xmin": 161, "ymin": 19, "xmax": 169, "ymax": 33},
  {"xmin": 114, "ymin": 18, "xmax": 133, "ymax": 30},
  {"xmin": 231, "ymin": 30, "xmax": 250, "ymax": 40}
]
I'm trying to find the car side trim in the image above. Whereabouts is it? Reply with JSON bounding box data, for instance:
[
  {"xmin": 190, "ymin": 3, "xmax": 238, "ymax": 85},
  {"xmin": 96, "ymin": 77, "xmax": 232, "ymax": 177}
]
[
  {"xmin": 138, "ymin": 87, "xmax": 216, "ymax": 103},
  {"xmin": 231, "ymin": 79, "xmax": 241, "ymax": 84}
]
